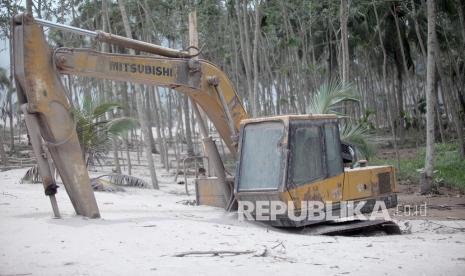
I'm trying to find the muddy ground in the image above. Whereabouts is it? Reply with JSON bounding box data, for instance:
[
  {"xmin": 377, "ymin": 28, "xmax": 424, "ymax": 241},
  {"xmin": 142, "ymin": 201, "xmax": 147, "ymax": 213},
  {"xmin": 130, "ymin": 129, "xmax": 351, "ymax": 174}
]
[{"xmin": 392, "ymin": 183, "xmax": 465, "ymax": 220}]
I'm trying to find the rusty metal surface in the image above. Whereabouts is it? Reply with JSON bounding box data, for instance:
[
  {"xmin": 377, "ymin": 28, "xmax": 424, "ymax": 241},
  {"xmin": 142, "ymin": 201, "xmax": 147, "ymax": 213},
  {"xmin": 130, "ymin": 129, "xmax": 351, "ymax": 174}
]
[
  {"xmin": 22, "ymin": 14, "xmax": 248, "ymax": 155},
  {"xmin": 21, "ymin": 104, "xmax": 61, "ymax": 218},
  {"xmin": 95, "ymin": 31, "xmax": 193, "ymax": 58},
  {"xmin": 12, "ymin": 12, "xmax": 249, "ymax": 218},
  {"xmin": 343, "ymin": 165, "xmax": 397, "ymax": 201},
  {"xmin": 234, "ymin": 115, "xmax": 398, "ymax": 228},
  {"xmin": 54, "ymin": 47, "xmax": 248, "ymax": 154},
  {"xmin": 252, "ymin": 194, "xmax": 398, "ymax": 228},
  {"xmin": 13, "ymin": 13, "xmax": 100, "ymax": 218},
  {"xmin": 33, "ymin": 17, "xmax": 193, "ymax": 58},
  {"xmin": 195, "ymin": 177, "xmax": 235, "ymax": 208},
  {"xmin": 240, "ymin": 114, "xmax": 338, "ymax": 126},
  {"xmin": 55, "ymin": 48, "xmax": 195, "ymax": 88}
]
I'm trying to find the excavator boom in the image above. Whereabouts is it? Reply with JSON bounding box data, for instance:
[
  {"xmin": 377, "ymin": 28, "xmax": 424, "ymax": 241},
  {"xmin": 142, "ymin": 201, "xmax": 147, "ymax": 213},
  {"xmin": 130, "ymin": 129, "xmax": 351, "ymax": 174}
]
[{"xmin": 54, "ymin": 48, "xmax": 247, "ymax": 153}]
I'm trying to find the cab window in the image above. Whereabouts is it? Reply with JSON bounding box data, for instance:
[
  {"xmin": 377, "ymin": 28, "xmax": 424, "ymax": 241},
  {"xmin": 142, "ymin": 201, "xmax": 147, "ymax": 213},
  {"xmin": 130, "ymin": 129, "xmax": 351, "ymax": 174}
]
[
  {"xmin": 324, "ymin": 123, "xmax": 343, "ymax": 177},
  {"xmin": 237, "ymin": 122, "xmax": 285, "ymax": 191},
  {"xmin": 290, "ymin": 126, "xmax": 325, "ymax": 186}
]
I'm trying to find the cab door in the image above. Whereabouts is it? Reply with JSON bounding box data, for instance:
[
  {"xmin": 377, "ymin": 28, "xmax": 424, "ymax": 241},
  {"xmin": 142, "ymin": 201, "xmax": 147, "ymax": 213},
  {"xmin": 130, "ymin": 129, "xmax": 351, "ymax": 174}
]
[{"xmin": 287, "ymin": 122, "xmax": 345, "ymax": 207}]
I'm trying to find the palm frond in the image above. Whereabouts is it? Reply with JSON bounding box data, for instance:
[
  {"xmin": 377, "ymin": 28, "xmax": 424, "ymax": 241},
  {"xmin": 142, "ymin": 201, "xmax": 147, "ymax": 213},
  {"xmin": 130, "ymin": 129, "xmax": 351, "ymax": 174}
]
[
  {"xmin": 21, "ymin": 166, "xmax": 41, "ymax": 184},
  {"xmin": 71, "ymin": 98, "xmax": 138, "ymax": 167},
  {"xmin": 340, "ymin": 123, "xmax": 375, "ymax": 160},
  {"xmin": 307, "ymin": 81, "xmax": 359, "ymax": 115},
  {"xmin": 106, "ymin": 117, "xmax": 139, "ymax": 136},
  {"xmin": 81, "ymin": 94, "xmax": 94, "ymax": 116},
  {"xmin": 90, "ymin": 177, "xmax": 126, "ymax": 192},
  {"xmin": 95, "ymin": 174, "xmax": 150, "ymax": 188},
  {"xmin": 92, "ymin": 102, "xmax": 122, "ymax": 120}
]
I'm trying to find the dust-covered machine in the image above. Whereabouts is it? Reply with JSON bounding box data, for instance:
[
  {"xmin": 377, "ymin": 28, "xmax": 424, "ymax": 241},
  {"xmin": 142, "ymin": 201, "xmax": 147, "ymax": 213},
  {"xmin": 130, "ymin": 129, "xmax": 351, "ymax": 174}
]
[{"xmin": 12, "ymin": 13, "xmax": 399, "ymax": 233}]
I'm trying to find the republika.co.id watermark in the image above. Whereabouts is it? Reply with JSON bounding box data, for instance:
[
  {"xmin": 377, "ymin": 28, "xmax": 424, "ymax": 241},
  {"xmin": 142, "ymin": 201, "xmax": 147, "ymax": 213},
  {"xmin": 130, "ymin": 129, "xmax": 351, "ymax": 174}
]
[{"xmin": 237, "ymin": 200, "xmax": 428, "ymax": 222}]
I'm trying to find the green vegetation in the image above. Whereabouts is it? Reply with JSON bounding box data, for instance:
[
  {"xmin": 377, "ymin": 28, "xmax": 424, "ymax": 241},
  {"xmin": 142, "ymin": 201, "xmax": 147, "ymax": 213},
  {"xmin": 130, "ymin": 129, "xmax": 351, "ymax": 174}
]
[
  {"xmin": 372, "ymin": 143, "xmax": 465, "ymax": 190},
  {"xmin": 307, "ymin": 81, "xmax": 374, "ymax": 160},
  {"xmin": 307, "ymin": 81, "xmax": 359, "ymax": 116},
  {"xmin": 73, "ymin": 95, "xmax": 138, "ymax": 167}
]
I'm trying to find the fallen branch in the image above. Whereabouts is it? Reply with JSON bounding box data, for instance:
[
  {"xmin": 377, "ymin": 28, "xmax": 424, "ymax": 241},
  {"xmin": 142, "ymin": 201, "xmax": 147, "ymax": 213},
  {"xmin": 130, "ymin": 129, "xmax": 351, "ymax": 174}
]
[
  {"xmin": 271, "ymin": 241, "xmax": 285, "ymax": 249},
  {"xmin": 173, "ymin": 250, "xmax": 255, "ymax": 257},
  {"xmin": 1, "ymin": 192, "xmax": 18, "ymax": 198}
]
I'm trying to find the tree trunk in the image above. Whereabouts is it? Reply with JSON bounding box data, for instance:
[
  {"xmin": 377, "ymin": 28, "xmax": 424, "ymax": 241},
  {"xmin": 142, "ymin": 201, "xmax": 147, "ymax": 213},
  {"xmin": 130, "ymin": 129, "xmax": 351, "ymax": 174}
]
[
  {"xmin": 101, "ymin": 0, "xmax": 121, "ymax": 174},
  {"xmin": 252, "ymin": 0, "xmax": 261, "ymax": 116},
  {"xmin": 146, "ymin": 89, "xmax": 159, "ymax": 154},
  {"xmin": 167, "ymin": 91, "xmax": 173, "ymax": 141},
  {"xmin": 434, "ymin": 40, "xmax": 465, "ymax": 157},
  {"xmin": 392, "ymin": 8, "xmax": 413, "ymax": 141},
  {"xmin": 421, "ymin": 0, "xmax": 437, "ymax": 194},
  {"xmin": 456, "ymin": 0, "xmax": 465, "ymax": 49},
  {"xmin": 0, "ymin": 131, "xmax": 7, "ymax": 166},
  {"xmin": 235, "ymin": 0, "xmax": 254, "ymax": 115},
  {"xmin": 412, "ymin": 0, "xmax": 427, "ymax": 57},
  {"xmin": 154, "ymin": 87, "xmax": 169, "ymax": 170},
  {"xmin": 373, "ymin": 0, "xmax": 401, "ymax": 173},
  {"xmin": 183, "ymin": 95, "xmax": 195, "ymax": 156},
  {"xmin": 26, "ymin": 0, "xmax": 32, "ymax": 13},
  {"xmin": 340, "ymin": 0, "xmax": 350, "ymax": 84},
  {"xmin": 117, "ymin": 0, "xmax": 158, "ymax": 188}
]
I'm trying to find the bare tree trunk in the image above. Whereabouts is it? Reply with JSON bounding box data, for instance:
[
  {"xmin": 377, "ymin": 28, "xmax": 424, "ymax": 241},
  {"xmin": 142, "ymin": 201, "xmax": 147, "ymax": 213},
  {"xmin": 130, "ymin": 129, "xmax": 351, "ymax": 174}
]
[
  {"xmin": 435, "ymin": 80, "xmax": 445, "ymax": 143},
  {"xmin": 167, "ymin": 91, "xmax": 173, "ymax": 141},
  {"xmin": 183, "ymin": 95, "xmax": 195, "ymax": 156},
  {"xmin": 421, "ymin": 0, "xmax": 437, "ymax": 194},
  {"xmin": 188, "ymin": 10, "xmax": 209, "ymax": 175},
  {"xmin": 0, "ymin": 131, "xmax": 7, "ymax": 165},
  {"xmin": 235, "ymin": 0, "xmax": 254, "ymax": 115},
  {"xmin": 373, "ymin": 0, "xmax": 401, "ymax": 173},
  {"xmin": 118, "ymin": 83, "xmax": 132, "ymax": 175},
  {"xmin": 434, "ymin": 39, "xmax": 465, "ymax": 157},
  {"xmin": 26, "ymin": 0, "xmax": 32, "ymax": 13},
  {"xmin": 412, "ymin": 0, "xmax": 427, "ymax": 57},
  {"xmin": 101, "ymin": 0, "xmax": 121, "ymax": 174},
  {"xmin": 7, "ymin": 19, "xmax": 15, "ymax": 153},
  {"xmin": 117, "ymin": 0, "xmax": 158, "ymax": 188},
  {"xmin": 340, "ymin": 0, "xmax": 350, "ymax": 84},
  {"xmin": 154, "ymin": 87, "xmax": 169, "ymax": 170},
  {"xmin": 392, "ymin": 8, "xmax": 411, "ymax": 141},
  {"xmin": 7, "ymin": 83, "xmax": 14, "ymax": 153},
  {"xmin": 252, "ymin": 0, "xmax": 261, "ymax": 116},
  {"xmin": 456, "ymin": 0, "xmax": 465, "ymax": 49}
]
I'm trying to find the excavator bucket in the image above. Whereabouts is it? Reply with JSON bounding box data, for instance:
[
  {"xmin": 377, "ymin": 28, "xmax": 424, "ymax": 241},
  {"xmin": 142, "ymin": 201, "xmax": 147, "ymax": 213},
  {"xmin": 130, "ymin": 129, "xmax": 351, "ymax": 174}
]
[{"xmin": 13, "ymin": 13, "xmax": 100, "ymax": 218}]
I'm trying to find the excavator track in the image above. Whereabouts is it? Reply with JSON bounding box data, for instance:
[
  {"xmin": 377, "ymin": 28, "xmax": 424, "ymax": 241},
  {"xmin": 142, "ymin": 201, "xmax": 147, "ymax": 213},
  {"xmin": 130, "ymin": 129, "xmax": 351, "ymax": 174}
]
[{"xmin": 300, "ymin": 220, "xmax": 401, "ymax": 236}]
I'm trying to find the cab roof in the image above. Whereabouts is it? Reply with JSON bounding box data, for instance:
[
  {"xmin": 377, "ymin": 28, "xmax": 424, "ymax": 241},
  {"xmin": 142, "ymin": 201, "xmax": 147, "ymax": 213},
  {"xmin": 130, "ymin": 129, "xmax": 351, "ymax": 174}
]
[{"xmin": 241, "ymin": 114, "xmax": 338, "ymax": 125}]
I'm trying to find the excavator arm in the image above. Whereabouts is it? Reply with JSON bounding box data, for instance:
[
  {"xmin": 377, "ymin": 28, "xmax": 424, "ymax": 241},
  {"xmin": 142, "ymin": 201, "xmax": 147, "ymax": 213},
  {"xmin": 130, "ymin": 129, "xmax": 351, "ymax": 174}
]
[
  {"xmin": 12, "ymin": 13, "xmax": 247, "ymax": 218},
  {"xmin": 54, "ymin": 48, "xmax": 248, "ymax": 153}
]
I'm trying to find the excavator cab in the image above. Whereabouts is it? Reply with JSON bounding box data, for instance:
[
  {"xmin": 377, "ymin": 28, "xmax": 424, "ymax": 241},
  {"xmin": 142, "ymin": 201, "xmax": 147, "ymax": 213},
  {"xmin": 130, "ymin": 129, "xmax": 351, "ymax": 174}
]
[
  {"xmin": 233, "ymin": 115, "xmax": 398, "ymax": 227},
  {"xmin": 235, "ymin": 115, "xmax": 342, "ymax": 193}
]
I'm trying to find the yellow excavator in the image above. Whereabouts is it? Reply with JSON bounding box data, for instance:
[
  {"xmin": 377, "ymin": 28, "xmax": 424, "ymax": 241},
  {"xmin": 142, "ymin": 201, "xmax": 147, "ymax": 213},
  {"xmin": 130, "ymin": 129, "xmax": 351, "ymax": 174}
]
[{"xmin": 12, "ymin": 13, "xmax": 399, "ymax": 234}]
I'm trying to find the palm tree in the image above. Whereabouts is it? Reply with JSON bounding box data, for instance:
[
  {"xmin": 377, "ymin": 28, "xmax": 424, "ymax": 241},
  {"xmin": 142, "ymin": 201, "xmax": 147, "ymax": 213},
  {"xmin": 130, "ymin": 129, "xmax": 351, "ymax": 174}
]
[
  {"xmin": 307, "ymin": 81, "xmax": 359, "ymax": 115},
  {"xmin": 339, "ymin": 122, "xmax": 374, "ymax": 160},
  {"xmin": 21, "ymin": 96, "xmax": 140, "ymax": 188},
  {"xmin": 73, "ymin": 94, "xmax": 138, "ymax": 167},
  {"xmin": 308, "ymin": 81, "xmax": 374, "ymax": 160}
]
